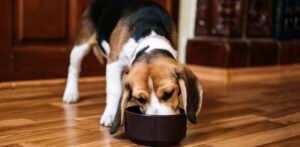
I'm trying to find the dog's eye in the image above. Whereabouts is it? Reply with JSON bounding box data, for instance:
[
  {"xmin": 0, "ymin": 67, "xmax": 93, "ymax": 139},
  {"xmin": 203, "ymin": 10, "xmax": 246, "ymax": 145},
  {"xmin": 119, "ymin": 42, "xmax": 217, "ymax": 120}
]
[
  {"xmin": 133, "ymin": 97, "xmax": 146, "ymax": 104},
  {"xmin": 162, "ymin": 90, "xmax": 174, "ymax": 101}
]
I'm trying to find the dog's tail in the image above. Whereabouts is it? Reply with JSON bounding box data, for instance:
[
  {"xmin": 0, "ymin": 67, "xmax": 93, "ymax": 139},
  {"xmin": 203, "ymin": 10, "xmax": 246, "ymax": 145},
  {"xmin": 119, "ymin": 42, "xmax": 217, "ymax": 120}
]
[{"xmin": 72, "ymin": 0, "xmax": 107, "ymax": 64}]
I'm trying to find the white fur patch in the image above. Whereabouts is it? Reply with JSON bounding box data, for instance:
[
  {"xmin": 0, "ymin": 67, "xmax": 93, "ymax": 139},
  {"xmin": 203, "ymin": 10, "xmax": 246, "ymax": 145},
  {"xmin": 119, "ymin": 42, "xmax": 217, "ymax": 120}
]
[
  {"xmin": 114, "ymin": 31, "xmax": 177, "ymax": 67},
  {"xmin": 119, "ymin": 38, "xmax": 138, "ymax": 67},
  {"xmin": 146, "ymin": 78, "xmax": 176, "ymax": 115},
  {"xmin": 63, "ymin": 44, "xmax": 91, "ymax": 103},
  {"xmin": 100, "ymin": 61, "xmax": 123, "ymax": 126},
  {"xmin": 101, "ymin": 40, "xmax": 110, "ymax": 56},
  {"xmin": 131, "ymin": 33, "xmax": 177, "ymax": 64}
]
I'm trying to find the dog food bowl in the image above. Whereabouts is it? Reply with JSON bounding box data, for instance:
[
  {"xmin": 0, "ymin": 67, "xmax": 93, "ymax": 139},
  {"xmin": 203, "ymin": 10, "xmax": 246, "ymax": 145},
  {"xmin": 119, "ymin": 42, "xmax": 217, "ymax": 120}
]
[{"xmin": 125, "ymin": 106, "xmax": 187, "ymax": 146}]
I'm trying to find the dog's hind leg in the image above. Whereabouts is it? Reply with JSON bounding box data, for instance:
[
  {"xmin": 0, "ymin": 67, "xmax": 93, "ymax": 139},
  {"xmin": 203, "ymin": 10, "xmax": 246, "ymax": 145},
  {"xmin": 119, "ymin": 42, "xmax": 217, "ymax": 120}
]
[
  {"xmin": 63, "ymin": 43, "xmax": 92, "ymax": 103},
  {"xmin": 63, "ymin": 8, "xmax": 96, "ymax": 103}
]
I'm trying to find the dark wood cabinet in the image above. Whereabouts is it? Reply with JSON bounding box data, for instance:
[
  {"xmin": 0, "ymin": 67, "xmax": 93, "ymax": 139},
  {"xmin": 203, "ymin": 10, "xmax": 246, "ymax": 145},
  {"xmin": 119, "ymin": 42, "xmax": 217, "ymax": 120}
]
[
  {"xmin": 246, "ymin": 0, "xmax": 273, "ymax": 37},
  {"xmin": 195, "ymin": 0, "xmax": 245, "ymax": 37},
  {"xmin": 194, "ymin": 0, "xmax": 279, "ymax": 38},
  {"xmin": 188, "ymin": 0, "xmax": 300, "ymax": 68}
]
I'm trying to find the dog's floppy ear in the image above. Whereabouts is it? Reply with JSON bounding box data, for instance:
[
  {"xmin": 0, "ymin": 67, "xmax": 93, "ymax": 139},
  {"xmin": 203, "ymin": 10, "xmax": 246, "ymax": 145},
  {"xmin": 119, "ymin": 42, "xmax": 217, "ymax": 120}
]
[
  {"xmin": 176, "ymin": 65, "xmax": 203, "ymax": 124},
  {"xmin": 110, "ymin": 83, "xmax": 131, "ymax": 134}
]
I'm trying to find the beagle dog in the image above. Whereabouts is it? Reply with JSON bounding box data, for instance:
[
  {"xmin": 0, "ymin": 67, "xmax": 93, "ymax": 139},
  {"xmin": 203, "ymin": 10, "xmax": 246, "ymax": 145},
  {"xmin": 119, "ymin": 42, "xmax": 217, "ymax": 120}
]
[{"xmin": 63, "ymin": 0, "xmax": 203, "ymax": 134}]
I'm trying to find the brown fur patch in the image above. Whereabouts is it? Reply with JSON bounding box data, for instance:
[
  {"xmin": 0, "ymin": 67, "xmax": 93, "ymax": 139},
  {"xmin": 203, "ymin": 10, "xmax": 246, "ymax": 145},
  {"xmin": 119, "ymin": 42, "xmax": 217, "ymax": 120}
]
[
  {"xmin": 127, "ymin": 62, "xmax": 150, "ymax": 98},
  {"xmin": 87, "ymin": 33, "xmax": 97, "ymax": 46},
  {"xmin": 108, "ymin": 18, "xmax": 132, "ymax": 63},
  {"xmin": 73, "ymin": 7, "xmax": 105, "ymax": 63},
  {"xmin": 75, "ymin": 7, "xmax": 96, "ymax": 45},
  {"xmin": 149, "ymin": 56, "xmax": 180, "ymax": 112},
  {"xmin": 123, "ymin": 61, "xmax": 151, "ymax": 114}
]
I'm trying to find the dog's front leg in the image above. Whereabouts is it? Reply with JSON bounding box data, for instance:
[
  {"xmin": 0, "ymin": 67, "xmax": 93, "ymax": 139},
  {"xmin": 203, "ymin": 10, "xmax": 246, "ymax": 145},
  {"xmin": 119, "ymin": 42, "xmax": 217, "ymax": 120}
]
[{"xmin": 100, "ymin": 61, "xmax": 123, "ymax": 127}]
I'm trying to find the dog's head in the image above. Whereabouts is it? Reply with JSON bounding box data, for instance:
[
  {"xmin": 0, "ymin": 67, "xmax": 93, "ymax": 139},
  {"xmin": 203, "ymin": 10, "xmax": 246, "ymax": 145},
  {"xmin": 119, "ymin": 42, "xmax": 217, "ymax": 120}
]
[{"xmin": 110, "ymin": 49, "xmax": 203, "ymax": 134}]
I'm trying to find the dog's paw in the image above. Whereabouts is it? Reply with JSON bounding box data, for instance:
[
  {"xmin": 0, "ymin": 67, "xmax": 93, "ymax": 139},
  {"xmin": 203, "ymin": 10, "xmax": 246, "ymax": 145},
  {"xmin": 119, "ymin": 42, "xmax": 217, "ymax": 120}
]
[
  {"xmin": 100, "ymin": 106, "xmax": 117, "ymax": 127},
  {"xmin": 100, "ymin": 114, "xmax": 114, "ymax": 127},
  {"xmin": 63, "ymin": 90, "xmax": 79, "ymax": 103}
]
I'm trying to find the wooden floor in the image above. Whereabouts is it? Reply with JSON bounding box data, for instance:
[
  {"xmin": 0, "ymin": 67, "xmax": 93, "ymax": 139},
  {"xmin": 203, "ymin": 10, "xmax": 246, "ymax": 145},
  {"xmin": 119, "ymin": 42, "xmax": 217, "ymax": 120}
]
[{"xmin": 1, "ymin": 75, "xmax": 300, "ymax": 147}]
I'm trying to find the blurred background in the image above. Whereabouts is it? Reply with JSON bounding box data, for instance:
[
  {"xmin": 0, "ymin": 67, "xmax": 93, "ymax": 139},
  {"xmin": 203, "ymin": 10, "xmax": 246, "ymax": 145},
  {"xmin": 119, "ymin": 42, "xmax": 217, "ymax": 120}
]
[{"xmin": 0, "ymin": 0, "xmax": 299, "ymax": 82}]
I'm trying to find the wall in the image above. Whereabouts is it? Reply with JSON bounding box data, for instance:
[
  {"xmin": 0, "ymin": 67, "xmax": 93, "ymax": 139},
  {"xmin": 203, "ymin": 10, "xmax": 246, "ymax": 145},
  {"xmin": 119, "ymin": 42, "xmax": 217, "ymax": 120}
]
[{"xmin": 178, "ymin": 0, "xmax": 197, "ymax": 63}]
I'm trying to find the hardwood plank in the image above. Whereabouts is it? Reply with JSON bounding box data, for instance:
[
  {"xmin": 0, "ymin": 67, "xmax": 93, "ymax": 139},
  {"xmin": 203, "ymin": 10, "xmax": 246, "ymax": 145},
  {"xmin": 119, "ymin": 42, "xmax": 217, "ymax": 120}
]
[
  {"xmin": 0, "ymin": 119, "xmax": 34, "ymax": 127},
  {"xmin": 259, "ymin": 135, "xmax": 300, "ymax": 147},
  {"xmin": 0, "ymin": 120, "xmax": 76, "ymax": 136},
  {"xmin": 0, "ymin": 127, "xmax": 89, "ymax": 146},
  {"xmin": 188, "ymin": 114, "xmax": 268, "ymax": 133},
  {"xmin": 1, "ymin": 145, "xmax": 23, "ymax": 147},
  {"xmin": 0, "ymin": 75, "xmax": 300, "ymax": 146},
  {"xmin": 198, "ymin": 108, "xmax": 263, "ymax": 123},
  {"xmin": 182, "ymin": 121, "xmax": 283, "ymax": 146},
  {"xmin": 207, "ymin": 123, "xmax": 300, "ymax": 147},
  {"xmin": 20, "ymin": 129, "xmax": 132, "ymax": 147},
  {"xmin": 271, "ymin": 112, "xmax": 300, "ymax": 125}
]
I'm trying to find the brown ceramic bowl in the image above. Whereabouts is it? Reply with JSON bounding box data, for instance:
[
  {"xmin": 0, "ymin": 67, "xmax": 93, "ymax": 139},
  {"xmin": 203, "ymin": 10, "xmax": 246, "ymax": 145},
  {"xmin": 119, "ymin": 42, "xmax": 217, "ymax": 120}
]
[{"xmin": 125, "ymin": 106, "xmax": 187, "ymax": 146}]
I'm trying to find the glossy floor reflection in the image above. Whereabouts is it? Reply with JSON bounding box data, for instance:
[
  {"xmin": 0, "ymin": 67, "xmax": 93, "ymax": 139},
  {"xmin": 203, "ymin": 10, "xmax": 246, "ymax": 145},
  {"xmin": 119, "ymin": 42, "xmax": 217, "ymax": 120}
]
[{"xmin": 0, "ymin": 76, "xmax": 300, "ymax": 146}]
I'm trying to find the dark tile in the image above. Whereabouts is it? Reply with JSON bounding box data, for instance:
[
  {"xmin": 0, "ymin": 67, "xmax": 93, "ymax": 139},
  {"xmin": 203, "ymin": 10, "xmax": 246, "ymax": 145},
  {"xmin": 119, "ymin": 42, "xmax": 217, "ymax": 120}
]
[
  {"xmin": 248, "ymin": 40, "xmax": 279, "ymax": 67},
  {"xmin": 186, "ymin": 38, "xmax": 228, "ymax": 68},
  {"xmin": 291, "ymin": 41, "xmax": 300, "ymax": 63},
  {"xmin": 279, "ymin": 41, "xmax": 294, "ymax": 65},
  {"xmin": 227, "ymin": 41, "xmax": 248, "ymax": 68},
  {"xmin": 186, "ymin": 38, "xmax": 248, "ymax": 68}
]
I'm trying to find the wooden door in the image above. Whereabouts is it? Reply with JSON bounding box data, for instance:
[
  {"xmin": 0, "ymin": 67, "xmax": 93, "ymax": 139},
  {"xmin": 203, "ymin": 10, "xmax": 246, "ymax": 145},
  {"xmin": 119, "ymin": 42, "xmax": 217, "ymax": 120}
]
[
  {"xmin": 11, "ymin": 0, "xmax": 105, "ymax": 81},
  {"xmin": 0, "ymin": 0, "xmax": 179, "ymax": 82},
  {"xmin": 0, "ymin": 0, "xmax": 13, "ymax": 81}
]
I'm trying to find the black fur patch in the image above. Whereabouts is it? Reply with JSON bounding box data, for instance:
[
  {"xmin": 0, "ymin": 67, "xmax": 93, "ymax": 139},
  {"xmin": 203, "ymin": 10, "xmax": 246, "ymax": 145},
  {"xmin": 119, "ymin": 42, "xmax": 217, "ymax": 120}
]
[
  {"xmin": 89, "ymin": 0, "xmax": 174, "ymax": 45},
  {"xmin": 185, "ymin": 75, "xmax": 200, "ymax": 124},
  {"xmin": 131, "ymin": 46, "xmax": 149, "ymax": 64},
  {"xmin": 150, "ymin": 49, "xmax": 175, "ymax": 59},
  {"xmin": 132, "ymin": 49, "xmax": 175, "ymax": 65}
]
